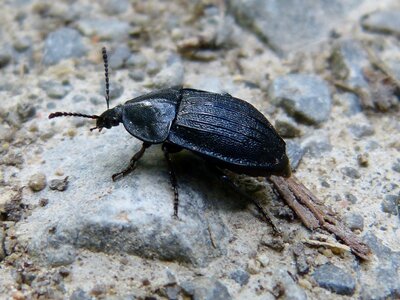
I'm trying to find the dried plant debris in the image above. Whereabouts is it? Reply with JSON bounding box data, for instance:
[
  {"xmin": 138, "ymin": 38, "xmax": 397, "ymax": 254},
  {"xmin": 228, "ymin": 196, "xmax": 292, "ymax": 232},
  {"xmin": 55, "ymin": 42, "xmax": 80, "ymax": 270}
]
[
  {"xmin": 333, "ymin": 46, "xmax": 399, "ymax": 112},
  {"xmin": 268, "ymin": 175, "xmax": 371, "ymax": 260}
]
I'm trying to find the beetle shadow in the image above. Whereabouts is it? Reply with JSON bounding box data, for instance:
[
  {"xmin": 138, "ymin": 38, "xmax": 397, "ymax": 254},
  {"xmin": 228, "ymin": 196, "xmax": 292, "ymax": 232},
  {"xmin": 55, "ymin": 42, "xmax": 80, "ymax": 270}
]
[{"xmin": 167, "ymin": 150, "xmax": 255, "ymax": 213}]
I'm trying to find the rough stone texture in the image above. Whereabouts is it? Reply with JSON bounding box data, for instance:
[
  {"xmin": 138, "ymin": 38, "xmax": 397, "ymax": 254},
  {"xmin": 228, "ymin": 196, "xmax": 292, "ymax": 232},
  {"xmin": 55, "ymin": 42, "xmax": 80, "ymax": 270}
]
[
  {"xmin": 181, "ymin": 277, "xmax": 232, "ymax": 300},
  {"xmin": 229, "ymin": 269, "xmax": 250, "ymax": 286},
  {"xmin": 17, "ymin": 138, "xmax": 229, "ymax": 267},
  {"xmin": 330, "ymin": 39, "xmax": 369, "ymax": 87},
  {"xmin": 1, "ymin": 0, "xmax": 400, "ymax": 299},
  {"xmin": 362, "ymin": 10, "xmax": 400, "ymax": 36},
  {"xmin": 344, "ymin": 213, "xmax": 364, "ymax": 231},
  {"xmin": 75, "ymin": 19, "xmax": 131, "ymax": 41},
  {"xmin": 268, "ymin": 74, "xmax": 332, "ymax": 124},
  {"xmin": 361, "ymin": 233, "xmax": 400, "ymax": 299},
  {"xmin": 313, "ymin": 263, "xmax": 356, "ymax": 295},
  {"xmin": 43, "ymin": 28, "xmax": 87, "ymax": 65},
  {"xmin": 228, "ymin": 0, "xmax": 360, "ymax": 54}
]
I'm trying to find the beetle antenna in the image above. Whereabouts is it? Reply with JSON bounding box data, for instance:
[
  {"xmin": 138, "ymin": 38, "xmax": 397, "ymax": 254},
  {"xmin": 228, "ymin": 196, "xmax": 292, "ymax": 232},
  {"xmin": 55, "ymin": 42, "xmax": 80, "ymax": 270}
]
[
  {"xmin": 102, "ymin": 47, "xmax": 110, "ymax": 110},
  {"xmin": 49, "ymin": 112, "xmax": 99, "ymax": 119}
]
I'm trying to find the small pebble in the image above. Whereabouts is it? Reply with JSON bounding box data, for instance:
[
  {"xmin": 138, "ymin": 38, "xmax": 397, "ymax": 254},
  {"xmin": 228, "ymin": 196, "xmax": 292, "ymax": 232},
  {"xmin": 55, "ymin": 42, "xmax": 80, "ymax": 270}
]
[
  {"xmin": 49, "ymin": 177, "xmax": 69, "ymax": 192},
  {"xmin": 275, "ymin": 116, "xmax": 302, "ymax": 138},
  {"xmin": 381, "ymin": 195, "xmax": 399, "ymax": 215},
  {"xmin": 344, "ymin": 213, "xmax": 364, "ymax": 231},
  {"xmin": 43, "ymin": 28, "xmax": 87, "ymax": 65},
  {"xmin": 0, "ymin": 48, "xmax": 12, "ymax": 68},
  {"xmin": 256, "ymin": 253, "xmax": 270, "ymax": 267},
  {"xmin": 246, "ymin": 258, "xmax": 261, "ymax": 274},
  {"xmin": 39, "ymin": 198, "xmax": 49, "ymax": 207},
  {"xmin": 357, "ymin": 153, "xmax": 369, "ymax": 167},
  {"xmin": 341, "ymin": 167, "xmax": 361, "ymax": 179},
  {"xmin": 345, "ymin": 193, "xmax": 358, "ymax": 204},
  {"xmin": 28, "ymin": 173, "xmax": 47, "ymax": 192},
  {"xmin": 230, "ymin": 269, "xmax": 250, "ymax": 286},
  {"xmin": 312, "ymin": 263, "xmax": 356, "ymax": 296},
  {"xmin": 16, "ymin": 102, "xmax": 36, "ymax": 122},
  {"xmin": 392, "ymin": 162, "xmax": 400, "ymax": 173}
]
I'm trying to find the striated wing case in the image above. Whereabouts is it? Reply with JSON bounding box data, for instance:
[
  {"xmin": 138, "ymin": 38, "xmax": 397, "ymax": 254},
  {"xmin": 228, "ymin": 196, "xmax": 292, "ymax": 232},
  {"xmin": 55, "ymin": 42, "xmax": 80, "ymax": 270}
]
[{"xmin": 167, "ymin": 89, "xmax": 290, "ymax": 176}]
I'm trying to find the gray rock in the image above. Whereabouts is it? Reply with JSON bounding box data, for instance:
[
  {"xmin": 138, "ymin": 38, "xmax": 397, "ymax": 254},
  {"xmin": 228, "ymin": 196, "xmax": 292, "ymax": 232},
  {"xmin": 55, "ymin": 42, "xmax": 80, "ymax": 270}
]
[
  {"xmin": 275, "ymin": 116, "xmax": 302, "ymax": 138},
  {"xmin": 181, "ymin": 277, "xmax": 231, "ymax": 300},
  {"xmin": 70, "ymin": 288, "xmax": 91, "ymax": 300},
  {"xmin": 345, "ymin": 193, "xmax": 358, "ymax": 204},
  {"xmin": 348, "ymin": 123, "xmax": 375, "ymax": 139},
  {"xmin": 17, "ymin": 138, "xmax": 229, "ymax": 267},
  {"xmin": 39, "ymin": 80, "xmax": 72, "ymax": 99},
  {"xmin": 392, "ymin": 162, "xmax": 400, "ymax": 173},
  {"xmin": 362, "ymin": 10, "xmax": 400, "ymax": 36},
  {"xmin": 13, "ymin": 36, "xmax": 31, "ymax": 52},
  {"xmin": 16, "ymin": 102, "xmax": 36, "ymax": 122},
  {"xmin": 340, "ymin": 167, "xmax": 361, "ymax": 179},
  {"xmin": 293, "ymin": 243, "xmax": 309, "ymax": 275},
  {"xmin": 109, "ymin": 45, "xmax": 131, "ymax": 69},
  {"xmin": 151, "ymin": 55, "xmax": 184, "ymax": 89},
  {"xmin": 301, "ymin": 134, "xmax": 332, "ymax": 158},
  {"xmin": 0, "ymin": 226, "xmax": 5, "ymax": 261},
  {"xmin": 269, "ymin": 74, "xmax": 331, "ymax": 124},
  {"xmin": 126, "ymin": 52, "xmax": 147, "ymax": 68},
  {"xmin": 43, "ymin": 28, "xmax": 87, "ymax": 65},
  {"xmin": 344, "ymin": 213, "xmax": 364, "ymax": 231},
  {"xmin": 361, "ymin": 233, "xmax": 400, "ymax": 299},
  {"xmin": 286, "ymin": 140, "xmax": 304, "ymax": 171},
  {"xmin": 230, "ymin": 269, "xmax": 250, "ymax": 286},
  {"xmin": 313, "ymin": 263, "xmax": 356, "ymax": 295},
  {"xmin": 0, "ymin": 47, "xmax": 12, "ymax": 68},
  {"xmin": 381, "ymin": 195, "xmax": 399, "ymax": 215},
  {"xmin": 337, "ymin": 93, "xmax": 362, "ymax": 116},
  {"xmin": 99, "ymin": 81, "xmax": 124, "ymax": 100},
  {"xmin": 28, "ymin": 173, "xmax": 47, "ymax": 192},
  {"xmin": 228, "ymin": 0, "xmax": 359, "ymax": 54},
  {"xmin": 274, "ymin": 269, "xmax": 307, "ymax": 300},
  {"xmin": 128, "ymin": 70, "xmax": 145, "ymax": 82},
  {"xmin": 49, "ymin": 177, "xmax": 69, "ymax": 192},
  {"xmin": 330, "ymin": 39, "xmax": 369, "ymax": 87},
  {"xmin": 76, "ymin": 19, "xmax": 131, "ymax": 41},
  {"xmin": 101, "ymin": 0, "xmax": 130, "ymax": 15}
]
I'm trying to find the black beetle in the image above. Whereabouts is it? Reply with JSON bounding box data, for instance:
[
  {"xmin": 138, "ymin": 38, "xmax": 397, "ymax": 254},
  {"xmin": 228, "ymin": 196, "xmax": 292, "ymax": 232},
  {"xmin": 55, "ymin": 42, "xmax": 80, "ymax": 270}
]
[{"xmin": 49, "ymin": 47, "xmax": 291, "ymax": 217}]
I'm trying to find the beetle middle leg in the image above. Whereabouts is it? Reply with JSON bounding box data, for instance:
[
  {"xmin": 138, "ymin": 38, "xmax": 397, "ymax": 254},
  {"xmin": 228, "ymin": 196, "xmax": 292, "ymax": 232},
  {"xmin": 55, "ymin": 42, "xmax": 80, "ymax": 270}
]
[
  {"xmin": 112, "ymin": 142, "xmax": 151, "ymax": 181},
  {"xmin": 162, "ymin": 143, "xmax": 181, "ymax": 218},
  {"xmin": 207, "ymin": 164, "xmax": 282, "ymax": 234}
]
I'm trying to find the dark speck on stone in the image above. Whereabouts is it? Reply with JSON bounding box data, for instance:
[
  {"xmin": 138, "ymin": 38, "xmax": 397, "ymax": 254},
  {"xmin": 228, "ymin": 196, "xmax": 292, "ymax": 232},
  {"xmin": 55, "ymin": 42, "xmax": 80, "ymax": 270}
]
[
  {"xmin": 313, "ymin": 263, "xmax": 356, "ymax": 296},
  {"xmin": 381, "ymin": 195, "xmax": 399, "ymax": 215},
  {"xmin": 43, "ymin": 28, "xmax": 87, "ymax": 65},
  {"xmin": 230, "ymin": 269, "xmax": 250, "ymax": 286},
  {"xmin": 341, "ymin": 167, "xmax": 361, "ymax": 179}
]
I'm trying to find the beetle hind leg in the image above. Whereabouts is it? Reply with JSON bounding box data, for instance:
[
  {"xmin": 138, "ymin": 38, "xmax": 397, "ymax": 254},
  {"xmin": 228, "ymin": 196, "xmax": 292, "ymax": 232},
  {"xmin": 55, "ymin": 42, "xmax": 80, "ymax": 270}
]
[
  {"xmin": 162, "ymin": 144, "xmax": 180, "ymax": 218},
  {"xmin": 112, "ymin": 142, "xmax": 151, "ymax": 181}
]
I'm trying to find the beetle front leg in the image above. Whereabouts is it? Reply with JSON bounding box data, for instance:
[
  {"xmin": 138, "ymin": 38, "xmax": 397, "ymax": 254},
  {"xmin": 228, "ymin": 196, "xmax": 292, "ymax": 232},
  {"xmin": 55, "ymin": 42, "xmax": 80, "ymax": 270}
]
[
  {"xmin": 112, "ymin": 142, "xmax": 151, "ymax": 181},
  {"xmin": 162, "ymin": 144, "xmax": 179, "ymax": 218}
]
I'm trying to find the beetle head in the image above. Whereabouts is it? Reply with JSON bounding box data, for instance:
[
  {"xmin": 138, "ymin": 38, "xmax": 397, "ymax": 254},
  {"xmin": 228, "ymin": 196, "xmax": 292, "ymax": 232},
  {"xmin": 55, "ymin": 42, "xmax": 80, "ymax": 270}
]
[
  {"xmin": 48, "ymin": 47, "xmax": 119, "ymax": 132},
  {"xmin": 94, "ymin": 106, "xmax": 123, "ymax": 131}
]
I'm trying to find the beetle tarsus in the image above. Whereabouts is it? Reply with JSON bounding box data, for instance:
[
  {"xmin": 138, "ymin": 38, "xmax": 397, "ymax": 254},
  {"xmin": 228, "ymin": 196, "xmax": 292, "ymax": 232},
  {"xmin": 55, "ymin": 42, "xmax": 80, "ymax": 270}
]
[
  {"xmin": 162, "ymin": 144, "xmax": 180, "ymax": 218},
  {"xmin": 112, "ymin": 143, "xmax": 150, "ymax": 181}
]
